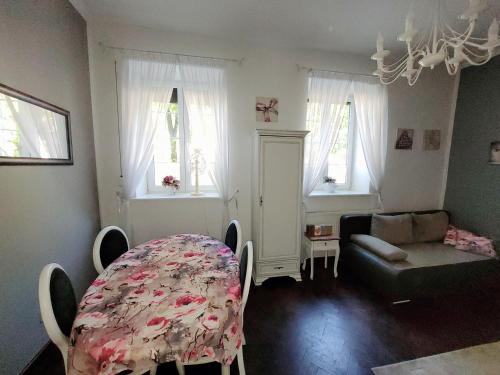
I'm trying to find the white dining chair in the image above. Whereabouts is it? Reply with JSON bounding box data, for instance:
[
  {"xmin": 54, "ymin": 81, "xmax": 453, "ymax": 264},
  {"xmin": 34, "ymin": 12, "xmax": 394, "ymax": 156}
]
[
  {"xmin": 39, "ymin": 263, "xmax": 77, "ymax": 374},
  {"xmin": 175, "ymin": 241, "xmax": 253, "ymax": 375},
  {"xmin": 224, "ymin": 219, "xmax": 242, "ymax": 260},
  {"xmin": 39, "ymin": 263, "xmax": 158, "ymax": 375},
  {"xmin": 93, "ymin": 225, "xmax": 130, "ymax": 274}
]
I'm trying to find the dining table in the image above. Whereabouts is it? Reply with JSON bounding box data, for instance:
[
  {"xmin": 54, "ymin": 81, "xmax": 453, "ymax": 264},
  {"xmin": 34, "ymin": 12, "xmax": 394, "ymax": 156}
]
[{"xmin": 67, "ymin": 234, "xmax": 243, "ymax": 375}]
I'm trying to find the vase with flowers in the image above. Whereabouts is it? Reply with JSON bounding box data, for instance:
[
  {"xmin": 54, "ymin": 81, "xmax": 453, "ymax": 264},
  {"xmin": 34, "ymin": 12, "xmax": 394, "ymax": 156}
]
[
  {"xmin": 162, "ymin": 175, "xmax": 180, "ymax": 195},
  {"xmin": 323, "ymin": 176, "xmax": 337, "ymax": 193}
]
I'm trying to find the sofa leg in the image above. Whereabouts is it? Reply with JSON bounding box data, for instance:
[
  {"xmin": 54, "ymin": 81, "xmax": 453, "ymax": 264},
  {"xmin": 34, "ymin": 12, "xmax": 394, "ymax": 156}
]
[{"xmin": 392, "ymin": 299, "xmax": 411, "ymax": 305}]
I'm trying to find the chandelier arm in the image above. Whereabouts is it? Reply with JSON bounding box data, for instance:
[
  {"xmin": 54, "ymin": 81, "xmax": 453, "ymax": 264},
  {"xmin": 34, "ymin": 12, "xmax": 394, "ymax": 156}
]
[
  {"xmin": 463, "ymin": 45, "xmax": 493, "ymax": 60},
  {"xmin": 407, "ymin": 66, "xmax": 424, "ymax": 86},
  {"xmin": 444, "ymin": 59, "xmax": 460, "ymax": 75},
  {"xmin": 462, "ymin": 49, "xmax": 493, "ymax": 66}
]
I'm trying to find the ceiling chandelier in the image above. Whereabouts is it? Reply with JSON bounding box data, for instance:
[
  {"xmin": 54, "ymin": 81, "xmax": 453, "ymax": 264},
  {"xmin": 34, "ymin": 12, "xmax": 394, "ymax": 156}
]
[{"xmin": 372, "ymin": 0, "xmax": 500, "ymax": 85}]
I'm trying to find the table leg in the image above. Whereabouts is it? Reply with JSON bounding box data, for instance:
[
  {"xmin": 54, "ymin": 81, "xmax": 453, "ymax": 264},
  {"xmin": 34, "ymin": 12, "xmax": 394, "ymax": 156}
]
[
  {"xmin": 222, "ymin": 365, "xmax": 230, "ymax": 375},
  {"xmin": 333, "ymin": 249, "xmax": 339, "ymax": 278},
  {"xmin": 324, "ymin": 250, "xmax": 328, "ymax": 269},
  {"xmin": 310, "ymin": 244, "xmax": 314, "ymax": 280},
  {"xmin": 175, "ymin": 361, "xmax": 185, "ymax": 375}
]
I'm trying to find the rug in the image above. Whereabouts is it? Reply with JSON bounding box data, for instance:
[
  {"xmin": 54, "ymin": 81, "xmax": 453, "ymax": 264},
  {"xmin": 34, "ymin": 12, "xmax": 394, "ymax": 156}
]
[{"xmin": 372, "ymin": 341, "xmax": 500, "ymax": 375}]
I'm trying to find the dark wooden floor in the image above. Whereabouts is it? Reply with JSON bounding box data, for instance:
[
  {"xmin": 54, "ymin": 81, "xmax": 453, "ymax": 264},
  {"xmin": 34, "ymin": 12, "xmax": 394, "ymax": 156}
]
[{"xmin": 25, "ymin": 258, "xmax": 500, "ymax": 375}]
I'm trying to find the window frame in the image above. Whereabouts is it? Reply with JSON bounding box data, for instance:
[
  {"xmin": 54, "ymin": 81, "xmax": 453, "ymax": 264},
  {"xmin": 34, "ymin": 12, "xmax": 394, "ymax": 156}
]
[
  {"xmin": 315, "ymin": 101, "xmax": 356, "ymax": 192},
  {"xmin": 146, "ymin": 87, "xmax": 216, "ymax": 195}
]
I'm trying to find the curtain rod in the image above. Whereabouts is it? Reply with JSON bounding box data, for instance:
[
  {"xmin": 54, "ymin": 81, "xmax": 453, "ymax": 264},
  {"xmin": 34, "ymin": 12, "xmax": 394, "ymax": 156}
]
[
  {"xmin": 99, "ymin": 42, "xmax": 245, "ymax": 65},
  {"xmin": 296, "ymin": 64, "xmax": 376, "ymax": 79}
]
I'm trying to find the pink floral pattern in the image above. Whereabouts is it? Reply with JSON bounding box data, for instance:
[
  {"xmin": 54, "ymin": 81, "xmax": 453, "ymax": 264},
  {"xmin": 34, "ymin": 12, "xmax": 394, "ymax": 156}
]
[
  {"xmin": 443, "ymin": 225, "xmax": 496, "ymax": 258},
  {"xmin": 68, "ymin": 234, "xmax": 242, "ymax": 375}
]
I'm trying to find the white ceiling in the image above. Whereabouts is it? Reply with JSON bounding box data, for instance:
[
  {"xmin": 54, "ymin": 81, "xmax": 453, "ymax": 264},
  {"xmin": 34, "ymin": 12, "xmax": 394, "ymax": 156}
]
[{"xmin": 79, "ymin": 0, "xmax": 500, "ymax": 56}]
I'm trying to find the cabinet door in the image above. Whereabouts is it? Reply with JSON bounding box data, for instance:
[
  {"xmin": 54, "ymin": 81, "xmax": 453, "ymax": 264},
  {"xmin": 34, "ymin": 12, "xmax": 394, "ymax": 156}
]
[{"xmin": 260, "ymin": 137, "xmax": 301, "ymax": 260}]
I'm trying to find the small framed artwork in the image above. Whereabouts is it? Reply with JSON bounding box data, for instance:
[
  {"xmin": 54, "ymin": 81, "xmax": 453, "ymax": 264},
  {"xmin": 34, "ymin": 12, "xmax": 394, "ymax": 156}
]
[
  {"xmin": 424, "ymin": 129, "xmax": 441, "ymax": 150},
  {"xmin": 256, "ymin": 97, "xmax": 279, "ymax": 123},
  {"xmin": 490, "ymin": 141, "xmax": 500, "ymax": 165},
  {"xmin": 395, "ymin": 128, "xmax": 414, "ymax": 150}
]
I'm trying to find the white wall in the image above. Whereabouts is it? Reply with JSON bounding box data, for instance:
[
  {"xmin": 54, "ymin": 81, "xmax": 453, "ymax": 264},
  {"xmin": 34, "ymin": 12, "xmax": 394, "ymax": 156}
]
[
  {"xmin": 0, "ymin": 1, "xmax": 100, "ymax": 373},
  {"xmin": 88, "ymin": 21, "xmax": 457, "ymax": 246}
]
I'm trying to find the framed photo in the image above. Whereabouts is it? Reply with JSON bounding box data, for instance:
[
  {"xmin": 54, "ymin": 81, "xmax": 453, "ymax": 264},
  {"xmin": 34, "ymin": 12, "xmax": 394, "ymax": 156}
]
[
  {"xmin": 490, "ymin": 141, "xmax": 500, "ymax": 165},
  {"xmin": 256, "ymin": 97, "xmax": 279, "ymax": 123},
  {"xmin": 395, "ymin": 128, "xmax": 414, "ymax": 150},
  {"xmin": 424, "ymin": 129, "xmax": 441, "ymax": 150}
]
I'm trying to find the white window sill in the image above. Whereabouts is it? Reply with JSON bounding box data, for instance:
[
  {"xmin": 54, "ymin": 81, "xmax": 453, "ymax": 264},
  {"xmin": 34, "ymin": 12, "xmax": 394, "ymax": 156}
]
[
  {"xmin": 132, "ymin": 192, "xmax": 221, "ymax": 201},
  {"xmin": 309, "ymin": 190, "xmax": 375, "ymax": 197}
]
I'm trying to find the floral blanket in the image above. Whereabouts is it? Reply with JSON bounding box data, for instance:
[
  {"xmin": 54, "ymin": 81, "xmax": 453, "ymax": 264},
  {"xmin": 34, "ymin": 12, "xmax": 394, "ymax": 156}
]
[{"xmin": 68, "ymin": 234, "xmax": 242, "ymax": 375}]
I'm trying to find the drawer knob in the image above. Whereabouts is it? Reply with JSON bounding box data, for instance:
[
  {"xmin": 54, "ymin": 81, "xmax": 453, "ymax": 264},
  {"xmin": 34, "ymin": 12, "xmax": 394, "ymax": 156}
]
[{"xmin": 274, "ymin": 266, "xmax": 284, "ymax": 270}]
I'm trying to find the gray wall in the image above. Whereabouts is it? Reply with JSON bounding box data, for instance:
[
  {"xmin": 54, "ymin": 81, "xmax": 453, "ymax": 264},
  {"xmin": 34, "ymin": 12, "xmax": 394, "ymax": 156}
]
[
  {"xmin": 0, "ymin": 1, "xmax": 100, "ymax": 374},
  {"xmin": 444, "ymin": 56, "xmax": 500, "ymax": 249}
]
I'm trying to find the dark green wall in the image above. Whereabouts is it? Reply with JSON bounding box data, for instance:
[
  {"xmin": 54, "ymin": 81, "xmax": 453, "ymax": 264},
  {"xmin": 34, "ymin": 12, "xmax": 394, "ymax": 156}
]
[{"xmin": 444, "ymin": 56, "xmax": 500, "ymax": 249}]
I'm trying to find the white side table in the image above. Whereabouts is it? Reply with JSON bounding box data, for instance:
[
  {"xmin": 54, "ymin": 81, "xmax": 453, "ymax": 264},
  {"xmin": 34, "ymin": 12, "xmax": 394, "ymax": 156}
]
[{"xmin": 301, "ymin": 234, "xmax": 340, "ymax": 280}]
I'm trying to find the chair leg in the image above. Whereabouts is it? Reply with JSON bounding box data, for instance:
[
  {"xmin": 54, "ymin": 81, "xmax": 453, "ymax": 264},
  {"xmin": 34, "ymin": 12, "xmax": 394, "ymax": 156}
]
[
  {"xmin": 150, "ymin": 366, "xmax": 157, "ymax": 375},
  {"xmin": 237, "ymin": 346, "xmax": 246, "ymax": 375},
  {"xmin": 175, "ymin": 361, "xmax": 185, "ymax": 375},
  {"xmin": 221, "ymin": 364, "xmax": 230, "ymax": 375}
]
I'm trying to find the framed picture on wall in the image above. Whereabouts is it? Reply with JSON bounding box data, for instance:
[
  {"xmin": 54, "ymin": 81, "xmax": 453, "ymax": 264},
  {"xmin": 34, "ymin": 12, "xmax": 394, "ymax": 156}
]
[
  {"xmin": 490, "ymin": 141, "xmax": 500, "ymax": 165},
  {"xmin": 395, "ymin": 128, "xmax": 414, "ymax": 150},
  {"xmin": 256, "ymin": 97, "xmax": 279, "ymax": 122}
]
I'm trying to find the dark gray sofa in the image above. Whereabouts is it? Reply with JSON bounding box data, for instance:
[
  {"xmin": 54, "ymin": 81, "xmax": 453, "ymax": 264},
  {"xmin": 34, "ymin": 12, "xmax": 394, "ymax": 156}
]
[{"xmin": 340, "ymin": 210, "xmax": 499, "ymax": 303}]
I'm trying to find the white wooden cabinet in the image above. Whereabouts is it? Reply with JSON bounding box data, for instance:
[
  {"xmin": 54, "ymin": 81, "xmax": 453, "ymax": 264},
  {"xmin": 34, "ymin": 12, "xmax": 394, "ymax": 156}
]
[{"xmin": 251, "ymin": 129, "xmax": 308, "ymax": 286}]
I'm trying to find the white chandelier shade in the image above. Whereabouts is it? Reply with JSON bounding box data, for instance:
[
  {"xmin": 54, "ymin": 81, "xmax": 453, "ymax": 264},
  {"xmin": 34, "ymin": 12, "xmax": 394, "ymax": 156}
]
[{"xmin": 372, "ymin": 0, "xmax": 500, "ymax": 86}]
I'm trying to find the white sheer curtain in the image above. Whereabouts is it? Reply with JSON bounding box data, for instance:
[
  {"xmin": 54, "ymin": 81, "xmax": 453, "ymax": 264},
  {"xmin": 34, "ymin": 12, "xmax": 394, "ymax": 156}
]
[
  {"xmin": 303, "ymin": 71, "xmax": 352, "ymax": 196},
  {"xmin": 178, "ymin": 57, "xmax": 229, "ymax": 201},
  {"xmin": 352, "ymin": 78, "xmax": 388, "ymax": 206},
  {"xmin": 5, "ymin": 96, "xmax": 67, "ymax": 159},
  {"xmin": 119, "ymin": 55, "xmax": 176, "ymax": 199}
]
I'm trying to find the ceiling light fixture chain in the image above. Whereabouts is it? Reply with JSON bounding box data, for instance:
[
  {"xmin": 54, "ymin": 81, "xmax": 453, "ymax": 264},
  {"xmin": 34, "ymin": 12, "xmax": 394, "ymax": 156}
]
[{"xmin": 372, "ymin": 0, "xmax": 500, "ymax": 86}]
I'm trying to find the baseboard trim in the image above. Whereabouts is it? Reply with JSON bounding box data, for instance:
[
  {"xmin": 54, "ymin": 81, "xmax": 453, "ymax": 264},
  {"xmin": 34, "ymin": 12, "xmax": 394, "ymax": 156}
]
[{"xmin": 18, "ymin": 341, "xmax": 51, "ymax": 375}]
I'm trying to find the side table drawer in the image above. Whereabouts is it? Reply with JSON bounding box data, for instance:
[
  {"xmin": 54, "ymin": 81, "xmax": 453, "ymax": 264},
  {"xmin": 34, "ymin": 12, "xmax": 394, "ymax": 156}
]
[
  {"xmin": 312, "ymin": 240, "xmax": 338, "ymax": 251},
  {"xmin": 258, "ymin": 260, "xmax": 298, "ymax": 275}
]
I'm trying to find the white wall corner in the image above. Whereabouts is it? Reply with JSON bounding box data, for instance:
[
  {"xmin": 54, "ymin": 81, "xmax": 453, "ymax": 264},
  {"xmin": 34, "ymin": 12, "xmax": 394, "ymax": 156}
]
[
  {"xmin": 69, "ymin": 0, "xmax": 93, "ymax": 22},
  {"xmin": 439, "ymin": 71, "xmax": 461, "ymax": 209}
]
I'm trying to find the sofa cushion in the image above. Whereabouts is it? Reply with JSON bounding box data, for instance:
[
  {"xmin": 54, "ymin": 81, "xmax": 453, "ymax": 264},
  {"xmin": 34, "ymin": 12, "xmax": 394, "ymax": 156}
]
[
  {"xmin": 351, "ymin": 234, "xmax": 408, "ymax": 261},
  {"xmin": 370, "ymin": 213, "xmax": 413, "ymax": 245},
  {"xmin": 393, "ymin": 242, "xmax": 491, "ymax": 270},
  {"xmin": 412, "ymin": 211, "xmax": 449, "ymax": 242}
]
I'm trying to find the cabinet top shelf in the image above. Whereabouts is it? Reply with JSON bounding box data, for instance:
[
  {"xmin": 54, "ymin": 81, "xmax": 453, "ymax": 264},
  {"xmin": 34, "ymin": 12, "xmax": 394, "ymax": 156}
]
[{"xmin": 256, "ymin": 129, "xmax": 309, "ymax": 138}]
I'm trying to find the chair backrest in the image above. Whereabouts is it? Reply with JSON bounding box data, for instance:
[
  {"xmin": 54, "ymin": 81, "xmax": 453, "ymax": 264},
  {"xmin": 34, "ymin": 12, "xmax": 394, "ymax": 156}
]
[
  {"xmin": 224, "ymin": 219, "xmax": 242, "ymax": 259},
  {"xmin": 39, "ymin": 263, "xmax": 77, "ymax": 371},
  {"xmin": 93, "ymin": 226, "xmax": 129, "ymax": 274},
  {"xmin": 239, "ymin": 241, "xmax": 253, "ymax": 313}
]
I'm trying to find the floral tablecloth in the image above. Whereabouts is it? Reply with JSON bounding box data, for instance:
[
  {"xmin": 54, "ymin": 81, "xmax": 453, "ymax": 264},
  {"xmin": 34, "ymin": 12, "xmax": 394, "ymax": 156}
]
[{"xmin": 68, "ymin": 234, "xmax": 242, "ymax": 375}]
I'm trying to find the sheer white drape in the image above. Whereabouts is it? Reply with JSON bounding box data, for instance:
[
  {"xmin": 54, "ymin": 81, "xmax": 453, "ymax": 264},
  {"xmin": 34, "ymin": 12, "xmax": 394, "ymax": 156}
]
[
  {"xmin": 303, "ymin": 71, "xmax": 352, "ymax": 196},
  {"xmin": 119, "ymin": 55, "xmax": 176, "ymax": 199},
  {"xmin": 178, "ymin": 56, "xmax": 229, "ymax": 204},
  {"xmin": 352, "ymin": 78, "xmax": 388, "ymax": 206},
  {"xmin": 5, "ymin": 96, "xmax": 67, "ymax": 159}
]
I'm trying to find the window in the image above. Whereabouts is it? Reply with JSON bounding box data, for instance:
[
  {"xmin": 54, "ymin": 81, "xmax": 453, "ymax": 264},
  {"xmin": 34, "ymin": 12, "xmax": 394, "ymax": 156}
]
[
  {"xmin": 306, "ymin": 101, "xmax": 356, "ymax": 191},
  {"xmin": 146, "ymin": 88, "xmax": 215, "ymax": 194},
  {"xmin": 325, "ymin": 103, "xmax": 354, "ymax": 188}
]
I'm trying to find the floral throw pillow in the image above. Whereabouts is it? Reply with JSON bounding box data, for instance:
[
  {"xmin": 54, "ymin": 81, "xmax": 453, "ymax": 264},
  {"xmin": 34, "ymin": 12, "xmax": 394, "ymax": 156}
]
[
  {"xmin": 443, "ymin": 225, "xmax": 458, "ymax": 246},
  {"xmin": 444, "ymin": 225, "xmax": 496, "ymax": 258}
]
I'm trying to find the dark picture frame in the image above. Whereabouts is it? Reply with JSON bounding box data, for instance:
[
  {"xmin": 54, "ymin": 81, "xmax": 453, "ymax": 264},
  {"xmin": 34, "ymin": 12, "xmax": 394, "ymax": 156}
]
[{"xmin": 0, "ymin": 82, "xmax": 73, "ymax": 165}]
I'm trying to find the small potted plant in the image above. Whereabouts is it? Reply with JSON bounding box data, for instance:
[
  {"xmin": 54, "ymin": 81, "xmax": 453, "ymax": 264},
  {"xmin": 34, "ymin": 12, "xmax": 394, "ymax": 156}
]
[
  {"xmin": 323, "ymin": 176, "xmax": 337, "ymax": 193},
  {"xmin": 162, "ymin": 175, "xmax": 180, "ymax": 195}
]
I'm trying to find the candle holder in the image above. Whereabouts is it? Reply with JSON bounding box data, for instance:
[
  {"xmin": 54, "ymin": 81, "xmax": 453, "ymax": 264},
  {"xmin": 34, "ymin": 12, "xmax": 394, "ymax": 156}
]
[{"xmin": 190, "ymin": 148, "xmax": 207, "ymax": 196}]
